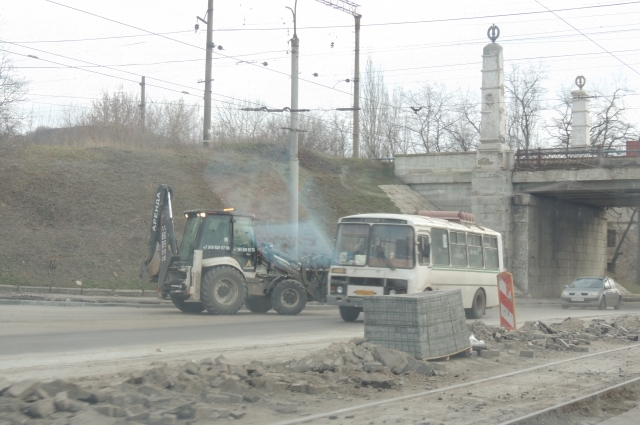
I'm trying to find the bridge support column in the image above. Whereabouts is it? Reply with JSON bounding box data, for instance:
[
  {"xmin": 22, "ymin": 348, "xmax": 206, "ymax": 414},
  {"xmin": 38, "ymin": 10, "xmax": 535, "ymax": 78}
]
[{"xmin": 513, "ymin": 194, "xmax": 607, "ymax": 297}]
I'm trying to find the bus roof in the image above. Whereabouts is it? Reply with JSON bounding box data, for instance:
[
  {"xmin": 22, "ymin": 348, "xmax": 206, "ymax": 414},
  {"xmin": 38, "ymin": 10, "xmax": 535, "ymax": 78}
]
[{"xmin": 338, "ymin": 213, "xmax": 500, "ymax": 235}]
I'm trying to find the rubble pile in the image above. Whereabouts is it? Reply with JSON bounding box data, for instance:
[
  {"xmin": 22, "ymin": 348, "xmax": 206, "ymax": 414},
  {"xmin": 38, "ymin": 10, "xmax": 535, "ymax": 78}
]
[
  {"xmin": 469, "ymin": 315, "xmax": 640, "ymax": 353},
  {"xmin": 0, "ymin": 339, "xmax": 439, "ymax": 424}
]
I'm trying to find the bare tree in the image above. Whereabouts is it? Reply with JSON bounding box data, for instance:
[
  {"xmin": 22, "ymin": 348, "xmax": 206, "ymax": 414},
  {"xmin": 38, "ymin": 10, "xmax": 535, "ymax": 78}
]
[
  {"xmin": 544, "ymin": 87, "xmax": 572, "ymax": 149},
  {"xmin": 361, "ymin": 57, "xmax": 390, "ymax": 158},
  {"xmin": 0, "ymin": 48, "xmax": 29, "ymax": 140},
  {"xmin": 446, "ymin": 90, "xmax": 480, "ymax": 152},
  {"xmin": 405, "ymin": 83, "xmax": 452, "ymax": 153},
  {"xmin": 590, "ymin": 86, "xmax": 638, "ymax": 149},
  {"xmin": 505, "ymin": 64, "xmax": 547, "ymax": 151},
  {"xmin": 147, "ymin": 98, "xmax": 201, "ymax": 144}
]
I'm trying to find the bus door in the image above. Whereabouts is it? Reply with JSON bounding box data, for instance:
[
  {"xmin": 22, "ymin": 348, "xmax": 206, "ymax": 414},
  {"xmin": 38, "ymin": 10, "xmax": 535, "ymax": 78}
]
[{"xmin": 416, "ymin": 233, "xmax": 431, "ymax": 291}]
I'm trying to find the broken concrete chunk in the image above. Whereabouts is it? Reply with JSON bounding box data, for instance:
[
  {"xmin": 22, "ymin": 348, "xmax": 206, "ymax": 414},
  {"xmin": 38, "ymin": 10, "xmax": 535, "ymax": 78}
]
[
  {"xmin": 479, "ymin": 350, "xmax": 500, "ymax": 359},
  {"xmin": 275, "ymin": 404, "xmax": 298, "ymax": 414},
  {"xmin": 0, "ymin": 378, "xmax": 13, "ymax": 395},
  {"xmin": 27, "ymin": 398, "xmax": 56, "ymax": 418},
  {"xmin": 307, "ymin": 384, "xmax": 329, "ymax": 395},
  {"xmin": 218, "ymin": 378, "xmax": 245, "ymax": 395},
  {"xmin": 94, "ymin": 404, "xmax": 123, "ymax": 418},
  {"xmin": 359, "ymin": 373, "xmax": 394, "ymax": 389},
  {"xmin": 6, "ymin": 380, "xmax": 38, "ymax": 399},
  {"xmin": 147, "ymin": 414, "xmax": 177, "ymax": 425},
  {"xmin": 520, "ymin": 350, "xmax": 534, "ymax": 358},
  {"xmin": 124, "ymin": 404, "xmax": 149, "ymax": 421},
  {"xmin": 68, "ymin": 409, "xmax": 118, "ymax": 425},
  {"xmin": 127, "ymin": 372, "xmax": 145, "ymax": 385},
  {"xmin": 372, "ymin": 346, "xmax": 409, "ymax": 373},
  {"xmin": 289, "ymin": 382, "xmax": 310, "ymax": 393}
]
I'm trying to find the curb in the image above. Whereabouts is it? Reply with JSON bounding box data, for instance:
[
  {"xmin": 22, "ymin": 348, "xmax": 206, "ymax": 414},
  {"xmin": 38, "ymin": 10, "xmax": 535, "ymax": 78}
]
[
  {"xmin": 0, "ymin": 299, "xmax": 339, "ymax": 310},
  {"xmin": 0, "ymin": 300, "xmax": 173, "ymax": 308}
]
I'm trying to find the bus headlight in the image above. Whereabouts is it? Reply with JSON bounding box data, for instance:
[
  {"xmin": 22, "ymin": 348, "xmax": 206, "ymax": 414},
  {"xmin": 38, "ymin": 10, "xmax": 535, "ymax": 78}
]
[{"xmin": 336, "ymin": 286, "xmax": 344, "ymax": 294}]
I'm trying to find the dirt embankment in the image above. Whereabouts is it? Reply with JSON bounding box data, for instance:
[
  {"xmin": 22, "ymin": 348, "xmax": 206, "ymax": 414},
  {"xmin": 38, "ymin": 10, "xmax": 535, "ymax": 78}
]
[{"xmin": 0, "ymin": 143, "xmax": 401, "ymax": 289}]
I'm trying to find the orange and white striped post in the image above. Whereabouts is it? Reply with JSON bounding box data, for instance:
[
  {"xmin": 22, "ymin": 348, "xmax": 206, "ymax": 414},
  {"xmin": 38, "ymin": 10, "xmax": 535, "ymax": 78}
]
[{"xmin": 497, "ymin": 271, "xmax": 517, "ymax": 330}]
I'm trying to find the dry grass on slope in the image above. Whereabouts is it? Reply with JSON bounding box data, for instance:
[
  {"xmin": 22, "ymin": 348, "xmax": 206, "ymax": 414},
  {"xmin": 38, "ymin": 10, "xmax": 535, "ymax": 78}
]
[{"xmin": 0, "ymin": 143, "xmax": 400, "ymax": 289}]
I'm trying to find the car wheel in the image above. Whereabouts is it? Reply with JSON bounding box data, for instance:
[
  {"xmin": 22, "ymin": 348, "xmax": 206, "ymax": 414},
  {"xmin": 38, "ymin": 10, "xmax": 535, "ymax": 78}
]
[
  {"xmin": 465, "ymin": 289, "xmax": 486, "ymax": 319},
  {"xmin": 561, "ymin": 304, "xmax": 570, "ymax": 310},
  {"xmin": 598, "ymin": 296, "xmax": 606, "ymax": 310},
  {"xmin": 614, "ymin": 296, "xmax": 622, "ymax": 310}
]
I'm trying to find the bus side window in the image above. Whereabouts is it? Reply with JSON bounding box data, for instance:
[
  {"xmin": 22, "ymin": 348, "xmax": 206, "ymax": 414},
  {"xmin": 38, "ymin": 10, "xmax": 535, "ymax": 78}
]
[
  {"xmin": 418, "ymin": 236, "xmax": 430, "ymax": 265},
  {"xmin": 467, "ymin": 234, "xmax": 483, "ymax": 268},
  {"xmin": 431, "ymin": 229, "xmax": 450, "ymax": 266},
  {"xmin": 483, "ymin": 236, "xmax": 499, "ymax": 270}
]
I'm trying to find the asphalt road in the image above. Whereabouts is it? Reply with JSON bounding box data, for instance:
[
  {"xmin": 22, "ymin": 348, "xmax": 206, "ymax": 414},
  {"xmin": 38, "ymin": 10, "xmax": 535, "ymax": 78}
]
[{"xmin": 1, "ymin": 301, "xmax": 639, "ymax": 382}]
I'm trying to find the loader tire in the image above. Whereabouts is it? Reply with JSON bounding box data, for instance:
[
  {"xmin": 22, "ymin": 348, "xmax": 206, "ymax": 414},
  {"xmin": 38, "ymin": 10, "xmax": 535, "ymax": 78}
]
[
  {"xmin": 201, "ymin": 266, "xmax": 246, "ymax": 315},
  {"xmin": 171, "ymin": 297, "xmax": 205, "ymax": 314},
  {"xmin": 271, "ymin": 279, "xmax": 306, "ymax": 315},
  {"xmin": 244, "ymin": 296, "xmax": 273, "ymax": 314}
]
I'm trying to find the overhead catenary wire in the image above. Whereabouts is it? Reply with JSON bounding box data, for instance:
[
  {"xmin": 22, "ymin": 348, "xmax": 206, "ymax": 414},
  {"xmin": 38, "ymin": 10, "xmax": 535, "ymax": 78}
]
[
  {"xmin": 37, "ymin": 0, "xmax": 640, "ymax": 115},
  {"xmin": 534, "ymin": 0, "xmax": 640, "ymax": 77}
]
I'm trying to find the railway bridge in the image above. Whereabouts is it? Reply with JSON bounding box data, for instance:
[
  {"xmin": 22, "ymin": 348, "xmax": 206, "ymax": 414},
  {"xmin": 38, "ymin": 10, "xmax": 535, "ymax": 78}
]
[{"xmin": 393, "ymin": 25, "xmax": 640, "ymax": 297}]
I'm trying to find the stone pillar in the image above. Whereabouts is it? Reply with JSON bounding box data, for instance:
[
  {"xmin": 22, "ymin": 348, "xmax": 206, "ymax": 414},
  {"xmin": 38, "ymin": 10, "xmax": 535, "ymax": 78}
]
[
  {"xmin": 571, "ymin": 76, "xmax": 590, "ymax": 147},
  {"xmin": 472, "ymin": 25, "xmax": 515, "ymax": 279},
  {"xmin": 477, "ymin": 24, "xmax": 511, "ymax": 169}
]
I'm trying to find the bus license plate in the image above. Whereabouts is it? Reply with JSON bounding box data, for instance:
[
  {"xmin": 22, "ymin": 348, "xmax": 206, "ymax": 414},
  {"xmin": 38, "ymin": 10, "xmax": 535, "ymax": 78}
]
[
  {"xmin": 571, "ymin": 297, "xmax": 584, "ymax": 302},
  {"xmin": 355, "ymin": 290, "xmax": 376, "ymax": 296}
]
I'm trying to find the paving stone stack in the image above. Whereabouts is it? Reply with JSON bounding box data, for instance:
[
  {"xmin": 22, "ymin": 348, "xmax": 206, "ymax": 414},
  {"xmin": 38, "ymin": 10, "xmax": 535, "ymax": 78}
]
[{"xmin": 363, "ymin": 289, "xmax": 470, "ymax": 359}]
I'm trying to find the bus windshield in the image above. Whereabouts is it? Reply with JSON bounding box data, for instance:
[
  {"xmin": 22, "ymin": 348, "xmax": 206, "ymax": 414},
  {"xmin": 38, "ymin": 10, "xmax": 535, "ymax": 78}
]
[
  {"xmin": 334, "ymin": 223, "xmax": 415, "ymax": 269},
  {"xmin": 334, "ymin": 224, "xmax": 370, "ymax": 266}
]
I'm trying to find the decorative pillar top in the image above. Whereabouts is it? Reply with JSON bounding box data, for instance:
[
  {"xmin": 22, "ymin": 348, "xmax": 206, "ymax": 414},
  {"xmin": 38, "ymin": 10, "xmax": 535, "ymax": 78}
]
[
  {"xmin": 575, "ymin": 75, "xmax": 586, "ymax": 89},
  {"xmin": 487, "ymin": 24, "xmax": 500, "ymax": 43}
]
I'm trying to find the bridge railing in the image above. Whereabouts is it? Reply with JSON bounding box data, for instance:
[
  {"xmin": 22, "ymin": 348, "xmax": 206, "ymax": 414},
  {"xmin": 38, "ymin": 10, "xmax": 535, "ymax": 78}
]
[{"xmin": 514, "ymin": 146, "xmax": 640, "ymax": 171}]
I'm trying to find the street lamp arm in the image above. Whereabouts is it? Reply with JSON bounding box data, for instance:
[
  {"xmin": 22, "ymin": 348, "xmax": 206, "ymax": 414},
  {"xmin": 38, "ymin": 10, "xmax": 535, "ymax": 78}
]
[
  {"xmin": 285, "ymin": 0, "xmax": 298, "ymax": 36},
  {"xmin": 313, "ymin": 0, "xmax": 360, "ymax": 17}
]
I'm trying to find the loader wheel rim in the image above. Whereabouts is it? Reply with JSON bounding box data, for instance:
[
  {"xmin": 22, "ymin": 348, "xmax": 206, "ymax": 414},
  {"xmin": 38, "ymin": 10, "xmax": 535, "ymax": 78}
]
[
  {"xmin": 280, "ymin": 287, "xmax": 300, "ymax": 307},
  {"xmin": 214, "ymin": 278, "xmax": 238, "ymax": 305}
]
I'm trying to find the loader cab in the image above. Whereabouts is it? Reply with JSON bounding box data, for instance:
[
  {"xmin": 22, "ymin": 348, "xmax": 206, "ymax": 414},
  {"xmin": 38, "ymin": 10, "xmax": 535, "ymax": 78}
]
[{"xmin": 180, "ymin": 210, "xmax": 257, "ymax": 272}]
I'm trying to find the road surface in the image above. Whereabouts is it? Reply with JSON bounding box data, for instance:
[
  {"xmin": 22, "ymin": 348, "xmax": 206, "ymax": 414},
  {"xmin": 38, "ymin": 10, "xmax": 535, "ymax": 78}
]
[{"xmin": 1, "ymin": 301, "xmax": 639, "ymax": 382}]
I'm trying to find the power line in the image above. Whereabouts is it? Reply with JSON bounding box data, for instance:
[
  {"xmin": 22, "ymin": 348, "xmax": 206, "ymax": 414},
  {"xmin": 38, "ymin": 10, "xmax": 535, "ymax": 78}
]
[
  {"xmin": 534, "ymin": 0, "xmax": 640, "ymax": 77},
  {"xmin": 3, "ymin": 45, "xmax": 273, "ymax": 109},
  {"xmin": 201, "ymin": 1, "xmax": 640, "ymax": 31},
  {"xmin": 4, "ymin": 30, "xmax": 193, "ymax": 44}
]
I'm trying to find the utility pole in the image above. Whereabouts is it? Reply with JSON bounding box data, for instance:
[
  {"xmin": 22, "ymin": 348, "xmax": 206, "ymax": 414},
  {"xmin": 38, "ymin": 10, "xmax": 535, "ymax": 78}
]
[
  {"xmin": 287, "ymin": 1, "xmax": 299, "ymax": 258},
  {"xmin": 140, "ymin": 76, "xmax": 146, "ymax": 130},
  {"xmin": 202, "ymin": 0, "xmax": 213, "ymax": 147},
  {"xmin": 313, "ymin": 0, "xmax": 361, "ymax": 158},
  {"xmin": 353, "ymin": 14, "xmax": 360, "ymax": 158}
]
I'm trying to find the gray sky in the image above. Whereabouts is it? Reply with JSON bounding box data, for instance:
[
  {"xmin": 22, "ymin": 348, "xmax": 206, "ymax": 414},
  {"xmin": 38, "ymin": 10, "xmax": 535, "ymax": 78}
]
[{"xmin": 2, "ymin": 0, "xmax": 639, "ymax": 130}]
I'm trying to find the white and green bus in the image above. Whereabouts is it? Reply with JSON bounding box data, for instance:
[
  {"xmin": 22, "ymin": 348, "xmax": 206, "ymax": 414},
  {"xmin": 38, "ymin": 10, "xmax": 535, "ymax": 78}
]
[{"xmin": 326, "ymin": 212, "xmax": 504, "ymax": 322}]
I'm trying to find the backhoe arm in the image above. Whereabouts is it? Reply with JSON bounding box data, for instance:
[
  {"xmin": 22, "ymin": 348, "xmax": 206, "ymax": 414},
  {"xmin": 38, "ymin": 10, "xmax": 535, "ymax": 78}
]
[{"xmin": 140, "ymin": 184, "xmax": 179, "ymax": 287}]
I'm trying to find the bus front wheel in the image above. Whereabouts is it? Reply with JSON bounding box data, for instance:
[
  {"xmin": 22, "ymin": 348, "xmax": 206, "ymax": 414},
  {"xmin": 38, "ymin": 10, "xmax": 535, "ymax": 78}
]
[
  {"xmin": 465, "ymin": 289, "xmax": 486, "ymax": 319},
  {"xmin": 339, "ymin": 306, "xmax": 362, "ymax": 322}
]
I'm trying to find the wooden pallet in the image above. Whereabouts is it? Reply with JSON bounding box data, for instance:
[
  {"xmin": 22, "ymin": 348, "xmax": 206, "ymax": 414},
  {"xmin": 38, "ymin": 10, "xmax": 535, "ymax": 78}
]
[{"xmin": 423, "ymin": 346, "xmax": 472, "ymax": 361}]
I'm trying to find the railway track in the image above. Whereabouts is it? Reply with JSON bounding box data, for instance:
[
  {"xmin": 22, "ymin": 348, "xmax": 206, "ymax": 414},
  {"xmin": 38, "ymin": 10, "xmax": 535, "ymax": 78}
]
[{"xmin": 274, "ymin": 344, "xmax": 640, "ymax": 425}]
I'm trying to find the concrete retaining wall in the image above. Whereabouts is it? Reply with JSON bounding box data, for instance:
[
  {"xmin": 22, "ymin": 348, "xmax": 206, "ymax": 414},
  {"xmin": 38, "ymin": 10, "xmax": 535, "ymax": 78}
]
[{"xmin": 395, "ymin": 152, "xmax": 477, "ymax": 177}]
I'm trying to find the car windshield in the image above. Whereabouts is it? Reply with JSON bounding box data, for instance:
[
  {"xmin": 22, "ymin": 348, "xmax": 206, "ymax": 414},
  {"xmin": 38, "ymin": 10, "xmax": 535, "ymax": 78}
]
[{"xmin": 568, "ymin": 278, "xmax": 604, "ymax": 289}]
